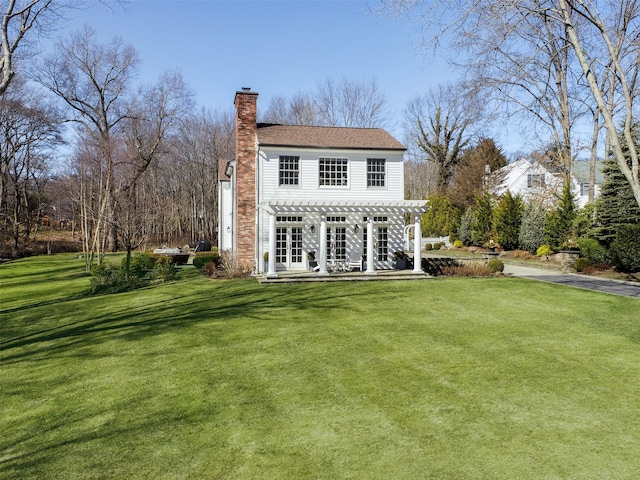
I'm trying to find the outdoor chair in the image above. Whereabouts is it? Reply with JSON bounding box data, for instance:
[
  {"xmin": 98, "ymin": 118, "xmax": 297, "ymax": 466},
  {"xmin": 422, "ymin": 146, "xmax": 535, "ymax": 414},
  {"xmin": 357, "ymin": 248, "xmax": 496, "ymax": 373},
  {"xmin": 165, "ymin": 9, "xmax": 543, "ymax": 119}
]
[{"xmin": 347, "ymin": 251, "xmax": 363, "ymax": 272}]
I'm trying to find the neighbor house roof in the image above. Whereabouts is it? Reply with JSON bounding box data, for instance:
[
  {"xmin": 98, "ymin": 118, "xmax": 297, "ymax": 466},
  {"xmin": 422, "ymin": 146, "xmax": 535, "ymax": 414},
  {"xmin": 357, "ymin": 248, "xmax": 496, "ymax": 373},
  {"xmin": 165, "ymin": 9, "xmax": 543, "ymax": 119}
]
[
  {"xmin": 256, "ymin": 124, "xmax": 406, "ymax": 151},
  {"xmin": 571, "ymin": 161, "xmax": 605, "ymax": 184}
]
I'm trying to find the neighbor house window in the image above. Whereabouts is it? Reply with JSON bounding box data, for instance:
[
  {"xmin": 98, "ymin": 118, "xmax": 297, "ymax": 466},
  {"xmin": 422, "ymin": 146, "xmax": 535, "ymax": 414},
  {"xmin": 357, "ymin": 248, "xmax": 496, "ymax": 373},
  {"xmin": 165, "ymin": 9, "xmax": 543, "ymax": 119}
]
[
  {"xmin": 580, "ymin": 182, "xmax": 590, "ymax": 196},
  {"xmin": 527, "ymin": 174, "xmax": 545, "ymax": 188},
  {"xmin": 319, "ymin": 157, "xmax": 348, "ymax": 186},
  {"xmin": 279, "ymin": 155, "xmax": 299, "ymax": 186},
  {"xmin": 367, "ymin": 158, "xmax": 386, "ymax": 187}
]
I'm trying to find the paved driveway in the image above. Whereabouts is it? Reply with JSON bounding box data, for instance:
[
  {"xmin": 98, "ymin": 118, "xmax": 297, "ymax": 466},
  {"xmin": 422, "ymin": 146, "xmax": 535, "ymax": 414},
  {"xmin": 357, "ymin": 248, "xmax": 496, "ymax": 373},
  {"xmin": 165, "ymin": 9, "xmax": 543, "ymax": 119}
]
[{"xmin": 504, "ymin": 264, "xmax": 640, "ymax": 298}]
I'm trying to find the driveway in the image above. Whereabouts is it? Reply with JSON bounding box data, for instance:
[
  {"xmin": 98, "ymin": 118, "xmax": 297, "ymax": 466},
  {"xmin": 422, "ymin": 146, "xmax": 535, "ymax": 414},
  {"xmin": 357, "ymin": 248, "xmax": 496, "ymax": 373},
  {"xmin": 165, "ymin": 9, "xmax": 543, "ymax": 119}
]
[{"xmin": 504, "ymin": 264, "xmax": 640, "ymax": 298}]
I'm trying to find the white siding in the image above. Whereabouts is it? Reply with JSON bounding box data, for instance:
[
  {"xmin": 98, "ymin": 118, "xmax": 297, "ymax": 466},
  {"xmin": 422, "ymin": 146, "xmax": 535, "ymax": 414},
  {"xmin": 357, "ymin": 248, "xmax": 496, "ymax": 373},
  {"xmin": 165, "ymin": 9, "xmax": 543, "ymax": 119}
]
[
  {"xmin": 258, "ymin": 146, "xmax": 405, "ymax": 204},
  {"xmin": 256, "ymin": 145, "xmax": 407, "ymax": 272}
]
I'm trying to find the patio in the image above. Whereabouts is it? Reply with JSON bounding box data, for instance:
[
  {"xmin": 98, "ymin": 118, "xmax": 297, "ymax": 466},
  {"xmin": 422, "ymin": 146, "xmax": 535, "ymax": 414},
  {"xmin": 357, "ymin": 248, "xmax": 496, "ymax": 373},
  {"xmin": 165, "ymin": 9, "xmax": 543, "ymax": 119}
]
[{"xmin": 258, "ymin": 268, "xmax": 430, "ymax": 284}]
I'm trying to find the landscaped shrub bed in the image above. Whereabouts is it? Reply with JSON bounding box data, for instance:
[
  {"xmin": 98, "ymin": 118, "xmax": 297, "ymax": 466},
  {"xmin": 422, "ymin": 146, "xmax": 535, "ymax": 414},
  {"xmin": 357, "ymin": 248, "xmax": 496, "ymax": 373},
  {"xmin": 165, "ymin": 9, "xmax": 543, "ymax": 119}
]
[
  {"xmin": 441, "ymin": 263, "xmax": 493, "ymax": 276},
  {"xmin": 90, "ymin": 253, "xmax": 176, "ymax": 294},
  {"xmin": 193, "ymin": 252, "xmax": 221, "ymax": 269}
]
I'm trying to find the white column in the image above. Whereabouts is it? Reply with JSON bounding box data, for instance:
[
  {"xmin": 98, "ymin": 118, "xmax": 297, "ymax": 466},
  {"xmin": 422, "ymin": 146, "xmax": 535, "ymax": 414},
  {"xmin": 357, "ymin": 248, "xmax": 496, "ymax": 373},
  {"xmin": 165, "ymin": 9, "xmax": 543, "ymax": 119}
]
[
  {"xmin": 318, "ymin": 215, "xmax": 328, "ymax": 275},
  {"xmin": 365, "ymin": 216, "xmax": 376, "ymax": 274},
  {"xmin": 413, "ymin": 216, "xmax": 423, "ymax": 273},
  {"xmin": 267, "ymin": 213, "xmax": 277, "ymax": 277}
]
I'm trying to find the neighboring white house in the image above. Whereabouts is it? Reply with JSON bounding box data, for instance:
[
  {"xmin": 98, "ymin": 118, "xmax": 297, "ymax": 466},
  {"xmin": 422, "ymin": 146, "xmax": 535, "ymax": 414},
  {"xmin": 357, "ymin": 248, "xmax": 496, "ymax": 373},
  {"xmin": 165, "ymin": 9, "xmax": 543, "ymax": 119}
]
[
  {"xmin": 219, "ymin": 88, "xmax": 428, "ymax": 277},
  {"xmin": 491, "ymin": 157, "xmax": 603, "ymax": 208}
]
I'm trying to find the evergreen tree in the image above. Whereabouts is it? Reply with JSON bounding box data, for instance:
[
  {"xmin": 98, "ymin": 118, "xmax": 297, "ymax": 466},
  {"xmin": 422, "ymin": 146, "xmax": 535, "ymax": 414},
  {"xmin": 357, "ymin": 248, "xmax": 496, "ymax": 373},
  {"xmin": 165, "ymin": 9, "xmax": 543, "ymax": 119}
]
[
  {"xmin": 495, "ymin": 191, "xmax": 524, "ymax": 250},
  {"xmin": 471, "ymin": 193, "xmax": 494, "ymax": 246},
  {"xmin": 449, "ymin": 137, "xmax": 509, "ymax": 209},
  {"xmin": 421, "ymin": 195, "xmax": 461, "ymax": 238},
  {"xmin": 545, "ymin": 180, "xmax": 577, "ymax": 250},
  {"xmin": 574, "ymin": 203, "xmax": 598, "ymax": 240},
  {"xmin": 609, "ymin": 224, "xmax": 640, "ymax": 272},
  {"xmin": 459, "ymin": 208, "xmax": 473, "ymax": 246},
  {"xmin": 519, "ymin": 203, "xmax": 546, "ymax": 254},
  {"xmin": 595, "ymin": 157, "xmax": 640, "ymax": 247}
]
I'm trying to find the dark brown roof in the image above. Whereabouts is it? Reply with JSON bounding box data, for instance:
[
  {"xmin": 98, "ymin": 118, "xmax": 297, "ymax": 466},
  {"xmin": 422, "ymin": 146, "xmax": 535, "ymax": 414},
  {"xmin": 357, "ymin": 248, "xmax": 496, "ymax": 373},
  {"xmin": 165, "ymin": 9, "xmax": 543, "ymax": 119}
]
[{"xmin": 256, "ymin": 124, "xmax": 405, "ymax": 151}]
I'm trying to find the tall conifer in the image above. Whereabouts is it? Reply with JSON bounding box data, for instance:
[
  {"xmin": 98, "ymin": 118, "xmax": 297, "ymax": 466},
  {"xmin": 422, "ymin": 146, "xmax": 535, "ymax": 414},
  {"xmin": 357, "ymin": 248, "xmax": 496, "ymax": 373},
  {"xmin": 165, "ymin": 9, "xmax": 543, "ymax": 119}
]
[{"xmin": 595, "ymin": 147, "xmax": 640, "ymax": 247}]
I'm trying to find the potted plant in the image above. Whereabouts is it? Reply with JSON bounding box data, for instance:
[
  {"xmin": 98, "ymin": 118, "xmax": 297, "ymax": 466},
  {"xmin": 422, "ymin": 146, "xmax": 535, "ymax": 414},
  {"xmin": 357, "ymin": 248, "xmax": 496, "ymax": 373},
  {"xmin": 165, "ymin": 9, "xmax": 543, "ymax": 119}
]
[
  {"xmin": 393, "ymin": 250, "xmax": 409, "ymax": 270},
  {"xmin": 307, "ymin": 251, "xmax": 318, "ymax": 271},
  {"xmin": 263, "ymin": 251, "xmax": 269, "ymax": 271}
]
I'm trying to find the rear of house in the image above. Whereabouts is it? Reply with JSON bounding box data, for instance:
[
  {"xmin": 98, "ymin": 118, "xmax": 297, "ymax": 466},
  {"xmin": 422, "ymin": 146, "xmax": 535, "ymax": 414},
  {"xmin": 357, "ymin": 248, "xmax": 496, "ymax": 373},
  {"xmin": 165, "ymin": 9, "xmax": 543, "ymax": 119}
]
[{"xmin": 220, "ymin": 88, "xmax": 427, "ymax": 276}]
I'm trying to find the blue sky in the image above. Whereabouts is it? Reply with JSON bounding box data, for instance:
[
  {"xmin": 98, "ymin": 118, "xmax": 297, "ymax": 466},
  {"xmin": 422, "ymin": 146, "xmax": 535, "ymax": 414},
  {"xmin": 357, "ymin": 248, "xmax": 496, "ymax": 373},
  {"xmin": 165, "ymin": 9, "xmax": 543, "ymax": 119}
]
[
  {"xmin": 62, "ymin": 1, "xmax": 453, "ymax": 137},
  {"xmin": 60, "ymin": 0, "xmax": 527, "ymax": 154}
]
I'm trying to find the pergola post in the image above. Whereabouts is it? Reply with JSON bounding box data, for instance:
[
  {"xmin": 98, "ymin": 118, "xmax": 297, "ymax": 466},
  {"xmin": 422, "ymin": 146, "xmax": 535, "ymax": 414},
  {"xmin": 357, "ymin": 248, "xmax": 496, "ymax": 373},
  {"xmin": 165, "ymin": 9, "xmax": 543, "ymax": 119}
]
[
  {"xmin": 318, "ymin": 215, "xmax": 328, "ymax": 275},
  {"xmin": 413, "ymin": 215, "xmax": 423, "ymax": 273},
  {"xmin": 365, "ymin": 215, "xmax": 376, "ymax": 274},
  {"xmin": 266, "ymin": 212, "xmax": 278, "ymax": 277}
]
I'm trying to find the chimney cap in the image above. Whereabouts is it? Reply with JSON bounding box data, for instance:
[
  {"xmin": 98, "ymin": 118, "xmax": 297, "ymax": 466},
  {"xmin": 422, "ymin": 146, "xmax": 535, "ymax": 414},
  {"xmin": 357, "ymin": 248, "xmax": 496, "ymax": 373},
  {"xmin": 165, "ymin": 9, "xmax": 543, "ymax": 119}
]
[{"xmin": 242, "ymin": 87, "xmax": 251, "ymax": 91}]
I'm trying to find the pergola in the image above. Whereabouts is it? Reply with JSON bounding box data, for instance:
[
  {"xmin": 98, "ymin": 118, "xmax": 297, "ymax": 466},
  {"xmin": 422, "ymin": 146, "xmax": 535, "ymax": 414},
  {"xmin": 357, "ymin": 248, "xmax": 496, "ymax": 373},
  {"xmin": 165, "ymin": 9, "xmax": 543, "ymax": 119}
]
[{"xmin": 258, "ymin": 199, "xmax": 430, "ymax": 277}]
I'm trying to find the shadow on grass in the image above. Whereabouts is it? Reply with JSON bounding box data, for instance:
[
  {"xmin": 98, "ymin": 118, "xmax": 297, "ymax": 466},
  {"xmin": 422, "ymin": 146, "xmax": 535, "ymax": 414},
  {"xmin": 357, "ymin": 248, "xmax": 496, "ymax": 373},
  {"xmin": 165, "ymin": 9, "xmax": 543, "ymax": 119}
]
[{"xmin": 0, "ymin": 277, "xmax": 373, "ymax": 364}]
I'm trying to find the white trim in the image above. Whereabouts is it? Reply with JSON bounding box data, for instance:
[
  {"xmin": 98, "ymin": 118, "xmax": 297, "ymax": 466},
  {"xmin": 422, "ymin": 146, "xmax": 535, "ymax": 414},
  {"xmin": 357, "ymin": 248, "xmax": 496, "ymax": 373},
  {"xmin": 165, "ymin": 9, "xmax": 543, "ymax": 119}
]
[{"xmin": 259, "ymin": 199, "xmax": 429, "ymax": 215}]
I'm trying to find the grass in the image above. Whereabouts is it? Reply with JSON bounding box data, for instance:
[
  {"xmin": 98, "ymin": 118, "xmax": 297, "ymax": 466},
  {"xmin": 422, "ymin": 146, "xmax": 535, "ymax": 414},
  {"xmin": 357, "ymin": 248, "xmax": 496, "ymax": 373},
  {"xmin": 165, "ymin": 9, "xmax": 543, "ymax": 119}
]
[{"xmin": 1, "ymin": 253, "xmax": 640, "ymax": 479}]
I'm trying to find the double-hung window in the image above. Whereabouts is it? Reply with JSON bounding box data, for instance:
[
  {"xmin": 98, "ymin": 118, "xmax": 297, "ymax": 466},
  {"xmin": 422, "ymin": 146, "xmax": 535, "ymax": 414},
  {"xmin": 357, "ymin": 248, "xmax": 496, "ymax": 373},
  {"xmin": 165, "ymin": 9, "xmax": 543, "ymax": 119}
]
[
  {"xmin": 367, "ymin": 158, "xmax": 386, "ymax": 188},
  {"xmin": 319, "ymin": 157, "xmax": 348, "ymax": 186},
  {"xmin": 279, "ymin": 155, "xmax": 299, "ymax": 186},
  {"xmin": 580, "ymin": 182, "xmax": 590, "ymax": 196},
  {"xmin": 527, "ymin": 173, "xmax": 545, "ymax": 188}
]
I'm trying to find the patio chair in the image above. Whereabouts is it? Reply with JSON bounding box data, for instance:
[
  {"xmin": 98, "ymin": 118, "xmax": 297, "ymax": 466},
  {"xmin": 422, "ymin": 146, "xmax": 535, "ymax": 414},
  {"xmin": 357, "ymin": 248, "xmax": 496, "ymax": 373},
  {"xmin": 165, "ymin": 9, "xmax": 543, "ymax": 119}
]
[{"xmin": 347, "ymin": 251, "xmax": 363, "ymax": 272}]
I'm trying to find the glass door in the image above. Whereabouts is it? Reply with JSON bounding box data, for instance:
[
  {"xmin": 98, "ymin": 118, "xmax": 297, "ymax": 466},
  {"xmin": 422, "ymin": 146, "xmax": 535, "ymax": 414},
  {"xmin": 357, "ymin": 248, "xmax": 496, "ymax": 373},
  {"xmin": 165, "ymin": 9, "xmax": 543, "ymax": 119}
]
[
  {"xmin": 276, "ymin": 226, "xmax": 304, "ymax": 270},
  {"xmin": 326, "ymin": 226, "xmax": 347, "ymax": 262}
]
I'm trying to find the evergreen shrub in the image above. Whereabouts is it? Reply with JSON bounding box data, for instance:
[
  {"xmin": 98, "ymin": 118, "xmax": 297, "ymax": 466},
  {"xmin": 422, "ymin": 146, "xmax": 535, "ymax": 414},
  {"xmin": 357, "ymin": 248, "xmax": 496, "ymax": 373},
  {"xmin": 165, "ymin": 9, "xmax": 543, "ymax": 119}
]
[
  {"xmin": 91, "ymin": 262, "xmax": 144, "ymax": 294},
  {"xmin": 459, "ymin": 208, "xmax": 474, "ymax": 246},
  {"xmin": 574, "ymin": 257, "xmax": 591, "ymax": 272},
  {"xmin": 536, "ymin": 244, "xmax": 553, "ymax": 257},
  {"xmin": 519, "ymin": 204, "xmax": 546, "ymax": 253},
  {"xmin": 193, "ymin": 253, "xmax": 221, "ymax": 269},
  {"xmin": 577, "ymin": 237, "xmax": 607, "ymax": 264},
  {"xmin": 487, "ymin": 259, "xmax": 504, "ymax": 273},
  {"xmin": 495, "ymin": 191, "xmax": 524, "ymax": 251},
  {"xmin": 423, "ymin": 243, "xmax": 433, "ymax": 251},
  {"xmin": 125, "ymin": 253, "xmax": 154, "ymax": 277},
  {"xmin": 609, "ymin": 224, "xmax": 640, "ymax": 272},
  {"xmin": 152, "ymin": 256, "xmax": 177, "ymax": 281},
  {"xmin": 453, "ymin": 239, "xmax": 464, "ymax": 249}
]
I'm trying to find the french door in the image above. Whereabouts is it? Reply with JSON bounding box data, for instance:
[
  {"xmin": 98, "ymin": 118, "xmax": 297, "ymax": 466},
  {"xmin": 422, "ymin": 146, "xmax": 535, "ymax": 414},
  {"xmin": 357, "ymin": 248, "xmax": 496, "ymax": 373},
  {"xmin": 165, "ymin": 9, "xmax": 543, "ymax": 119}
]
[
  {"xmin": 275, "ymin": 226, "xmax": 304, "ymax": 269},
  {"xmin": 326, "ymin": 226, "xmax": 347, "ymax": 261}
]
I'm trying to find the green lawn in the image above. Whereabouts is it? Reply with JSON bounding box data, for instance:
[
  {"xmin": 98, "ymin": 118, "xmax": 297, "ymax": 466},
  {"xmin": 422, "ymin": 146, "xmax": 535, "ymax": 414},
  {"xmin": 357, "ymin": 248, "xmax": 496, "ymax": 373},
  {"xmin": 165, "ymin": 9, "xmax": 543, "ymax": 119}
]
[{"xmin": 1, "ymin": 254, "xmax": 639, "ymax": 479}]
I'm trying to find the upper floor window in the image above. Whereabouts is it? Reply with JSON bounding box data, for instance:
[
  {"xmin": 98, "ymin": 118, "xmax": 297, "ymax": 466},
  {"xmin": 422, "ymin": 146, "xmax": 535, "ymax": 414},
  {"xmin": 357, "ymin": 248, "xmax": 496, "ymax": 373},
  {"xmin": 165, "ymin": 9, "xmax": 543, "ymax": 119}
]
[
  {"xmin": 279, "ymin": 155, "xmax": 299, "ymax": 186},
  {"xmin": 527, "ymin": 173, "xmax": 545, "ymax": 188},
  {"xmin": 367, "ymin": 158, "xmax": 386, "ymax": 187},
  {"xmin": 319, "ymin": 157, "xmax": 348, "ymax": 186}
]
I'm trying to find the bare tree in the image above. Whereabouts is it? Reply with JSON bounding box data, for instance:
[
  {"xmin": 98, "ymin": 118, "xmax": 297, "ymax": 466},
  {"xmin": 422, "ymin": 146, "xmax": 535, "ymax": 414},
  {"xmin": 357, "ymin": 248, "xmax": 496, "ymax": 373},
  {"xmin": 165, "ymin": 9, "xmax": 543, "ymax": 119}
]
[
  {"xmin": 378, "ymin": 0, "xmax": 640, "ymax": 208},
  {"xmin": 0, "ymin": 80, "xmax": 60, "ymax": 251},
  {"xmin": 1, "ymin": 0, "xmax": 57, "ymax": 96},
  {"xmin": 163, "ymin": 108, "xmax": 233, "ymax": 245},
  {"xmin": 558, "ymin": 0, "xmax": 640, "ymax": 207},
  {"xmin": 111, "ymin": 71, "xmax": 194, "ymax": 262},
  {"xmin": 456, "ymin": 1, "xmax": 581, "ymax": 175},
  {"xmin": 406, "ymin": 84, "xmax": 476, "ymax": 194},
  {"xmin": 262, "ymin": 92, "xmax": 320, "ymax": 125},
  {"xmin": 36, "ymin": 26, "xmax": 139, "ymax": 269},
  {"xmin": 314, "ymin": 76, "xmax": 391, "ymax": 128}
]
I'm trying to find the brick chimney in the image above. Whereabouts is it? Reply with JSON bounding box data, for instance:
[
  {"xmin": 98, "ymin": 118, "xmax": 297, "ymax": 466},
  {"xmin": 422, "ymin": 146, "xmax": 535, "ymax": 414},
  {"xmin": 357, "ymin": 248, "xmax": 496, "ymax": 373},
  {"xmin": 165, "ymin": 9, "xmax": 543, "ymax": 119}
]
[{"xmin": 234, "ymin": 88, "xmax": 258, "ymax": 266}]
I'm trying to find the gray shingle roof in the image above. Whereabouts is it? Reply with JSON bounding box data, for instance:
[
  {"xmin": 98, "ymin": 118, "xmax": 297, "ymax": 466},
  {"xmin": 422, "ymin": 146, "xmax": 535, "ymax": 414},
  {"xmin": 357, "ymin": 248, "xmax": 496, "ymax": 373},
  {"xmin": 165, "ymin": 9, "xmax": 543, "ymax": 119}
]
[{"xmin": 256, "ymin": 124, "xmax": 405, "ymax": 151}]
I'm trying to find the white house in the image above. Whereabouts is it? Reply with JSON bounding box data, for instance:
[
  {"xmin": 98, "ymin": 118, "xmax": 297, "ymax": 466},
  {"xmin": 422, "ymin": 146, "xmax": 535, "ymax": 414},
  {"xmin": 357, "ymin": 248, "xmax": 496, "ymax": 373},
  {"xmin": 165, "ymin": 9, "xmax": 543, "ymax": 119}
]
[
  {"xmin": 219, "ymin": 88, "xmax": 428, "ymax": 277},
  {"xmin": 492, "ymin": 157, "xmax": 602, "ymax": 208}
]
